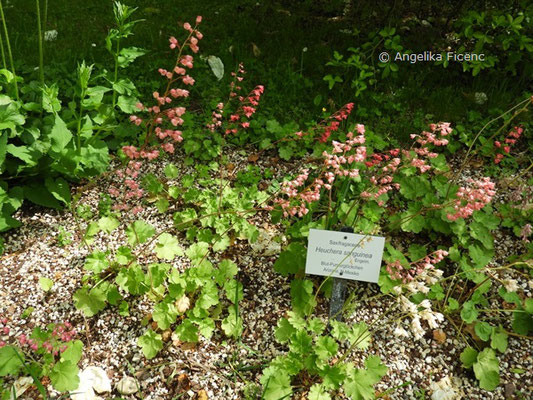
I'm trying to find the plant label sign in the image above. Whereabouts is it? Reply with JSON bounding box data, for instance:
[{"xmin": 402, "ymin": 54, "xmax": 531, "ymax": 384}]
[{"xmin": 305, "ymin": 229, "xmax": 385, "ymax": 283}]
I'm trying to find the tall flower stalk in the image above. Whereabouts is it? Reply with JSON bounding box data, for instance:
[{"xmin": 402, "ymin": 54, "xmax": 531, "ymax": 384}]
[
  {"xmin": 0, "ymin": 0, "xmax": 18, "ymax": 100},
  {"xmin": 36, "ymin": 0, "xmax": 45, "ymax": 86}
]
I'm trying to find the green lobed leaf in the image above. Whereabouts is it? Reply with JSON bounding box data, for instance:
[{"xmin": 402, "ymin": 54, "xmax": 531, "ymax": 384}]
[
  {"xmin": 125, "ymin": 220, "xmax": 155, "ymax": 246},
  {"xmin": 315, "ymin": 336, "xmax": 338, "ymax": 361},
  {"xmin": 175, "ymin": 319, "xmax": 199, "ymax": 343},
  {"xmin": 320, "ymin": 364, "xmax": 346, "ymax": 390},
  {"xmin": 98, "ymin": 216, "xmax": 119, "ymax": 233},
  {"xmin": 60, "ymin": 340, "xmax": 84, "ymax": 365},
  {"xmin": 138, "ymin": 329, "xmax": 163, "ymax": 359},
  {"xmin": 154, "ymin": 233, "xmax": 184, "ymax": 260},
  {"xmin": 490, "ymin": 329, "xmax": 508, "ymax": 353},
  {"xmin": 461, "ymin": 301, "xmax": 479, "ymax": 324},
  {"xmin": 116, "ymin": 265, "xmax": 148, "ymax": 295},
  {"xmin": 275, "ymin": 318, "xmax": 296, "ymax": 343},
  {"xmin": 343, "ymin": 367, "xmax": 375, "ymax": 400},
  {"xmin": 38, "ymin": 276, "xmax": 54, "ymax": 292},
  {"xmin": 290, "ymin": 279, "xmax": 317, "ymax": 316},
  {"xmin": 460, "ymin": 347, "xmax": 478, "ymax": 368},
  {"xmin": 214, "ymin": 259, "xmax": 238, "ymax": 286},
  {"xmin": 84, "ymin": 251, "xmax": 109, "ymax": 274},
  {"xmin": 222, "ymin": 307, "xmax": 243, "ymax": 338},
  {"xmin": 260, "ymin": 366, "xmax": 293, "ymax": 400},
  {"xmin": 152, "ymin": 300, "xmax": 178, "ymax": 330},
  {"xmin": 73, "ymin": 286, "xmax": 107, "ymax": 317},
  {"xmin": 49, "ymin": 361, "xmax": 79, "ymax": 391},
  {"xmin": 308, "ymin": 384, "xmax": 331, "ymax": 400},
  {"xmin": 0, "ymin": 346, "xmax": 24, "ymax": 376},
  {"xmin": 185, "ymin": 241, "xmax": 210, "ymax": 265},
  {"xmin": 473, "ymin": 348, "xmax": 500, "ymax": 391},
  {"xmin": 224, "ymin": 279, "xmax": 244, "ymax": 303}
]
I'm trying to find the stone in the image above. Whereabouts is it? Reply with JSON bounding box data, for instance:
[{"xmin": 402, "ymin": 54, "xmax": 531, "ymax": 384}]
[{"xmin": 116, "ymin": 376, "xmax": 140, "ymax": 395}]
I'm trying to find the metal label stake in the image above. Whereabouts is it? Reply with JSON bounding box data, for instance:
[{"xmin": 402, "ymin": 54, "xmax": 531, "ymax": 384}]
[{"xmin": 328, "ymin": 226, "xmax": 354, "ymax": 322}]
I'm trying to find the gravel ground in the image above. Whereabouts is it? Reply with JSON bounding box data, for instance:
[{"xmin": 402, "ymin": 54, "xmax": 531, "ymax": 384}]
[{"xmin": 0, "ymin": 149, "xmax": 532, "ymax": 400}]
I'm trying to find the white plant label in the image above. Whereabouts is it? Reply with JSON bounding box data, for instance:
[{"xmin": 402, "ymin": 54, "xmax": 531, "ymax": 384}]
[{"xmin": 305, "ymin": 229, "xmax": 385, "ymax": 283}]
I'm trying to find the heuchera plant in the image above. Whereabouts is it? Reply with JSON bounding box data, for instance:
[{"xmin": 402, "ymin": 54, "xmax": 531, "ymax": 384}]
[
  {"xmin": 109, "ymin": 16, "xmax": 204, "ymax": 213},
  {"xmin": 0, "ymin": 318, "xmax": 83, "ymax": 394}
]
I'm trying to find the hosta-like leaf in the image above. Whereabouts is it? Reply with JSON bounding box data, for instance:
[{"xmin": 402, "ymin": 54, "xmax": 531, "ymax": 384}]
[{"xmin": 49, "ymin": 115, "xmax": 73, "ymax": 152}]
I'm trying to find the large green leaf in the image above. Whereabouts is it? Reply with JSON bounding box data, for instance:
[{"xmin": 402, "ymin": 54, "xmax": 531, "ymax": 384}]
[
  {"xmin": 473, "ymin": 348, "xmax": 500, "ymax": 391},
  {"xmin": 49, "ymin": 116, "xmax": 73, "ymax": 152},
  {"xmin": 137, "ymin": 329, "xmax": 163, "ymax": 359},
  {"xmin": 45, "ymin": 177, "xmax": 71, "ymax": 205},
  {"xmin": 125, "ymin": 220, "xmax": 155, "ymax": 246},
  {"xmin": 50, "ymin": 361, "xmax": 80, "ymax": 391},
  {"xmin": 260, "ymin": 366, "xmax": 292, "ymax": 400},
  {"xmin": 290, "ymin": 279, "xmax": 316, "ymax": 316},
  {"xmin": 73, "ymin": 286, "xmax": 107, "ymax": 316},
  {"xmin": 274, "ymin": 242, "xmax": 306, "ymax": 276},
  {"xmin": 0, "ymin": 346, "xmax": 24, "ymax": 376}
]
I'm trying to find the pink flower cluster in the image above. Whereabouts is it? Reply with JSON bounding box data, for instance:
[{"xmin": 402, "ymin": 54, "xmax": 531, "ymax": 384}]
[
  {"xmin": 271, "ymin": 122, "xmax": 453, "ymax": 218},
  {"xmin": 0, "ymin": 319, "xmax": 77, "ymax": 357},
  {"xmin": 447, "ymin": 177, "xmax": 496, "ymax": 221},
  {"xmin": 111, "ymin": 17, "xmax": 202, "ymax": 213},
  {"xmin": 387, "ymin": 249, "xmax": 449, "ymax": 283},
  {"xmin": 494, "ymin": 126, "xmax": 523, "ymax": 164},
  {"xmin": 274, "ymin": 127, "xmax": 367, "ymax": 217},
  {"xmin": 521, "ymin": 223, "xmax": 532, "ymax": 243},
  {"xmin": 407, "ymin": 122, "xmax": 452, "ymax": 173},
  {"xmin": 294, "ymin": 103, "xmax": 355, "ymax": 142},
  {"xmin": 207, "ymin": 63, "xmax": 264, "ymax": 134},
  {"xmin": 361, "ymin": 149, "xmax": 401, "ymax": 205}
]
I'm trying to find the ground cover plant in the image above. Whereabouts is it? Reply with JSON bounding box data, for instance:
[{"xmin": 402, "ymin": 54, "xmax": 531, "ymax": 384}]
[{"xmin": 0, "ymin": 1, "xmax": 532, "ymax": 399}]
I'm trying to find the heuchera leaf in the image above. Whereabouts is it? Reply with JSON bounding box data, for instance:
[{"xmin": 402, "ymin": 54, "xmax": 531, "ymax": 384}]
[
  {"xmin": 274, "ymin": 242, "xmax": 306, "ymax": 276},
  {"xmin": 138, "ymin": 329, "xmax": 163, "ymax": 359},
  {"xmin": 49, "ymin": 360, "xmax": 79, "ymax": 391},
  {"xmin": 222, "ymin": 307, "xmax": 243, "ymax": 338},
  {"xmin": 290, "ymin": 279, "xmax": 316, "ymax": 316},
  {"xmin": 260, "ymin": 366, "xmax": 292, "ymax": 400},
  {"xmin": 473, "ymin": 348, "xmax": 500, "ymax": 391},
  {"xmin": 175, "ymin": 319, "xmax": 199, "ymax": 343},
  {"xmin": 125, "ymin": 220, "xmax": 155, "ymax": 246},
  {"xmin": 0, "ymin": 345, "xmax": 25, "ymax": 376},
  {"xmin": 308, "ymin": 384, "xmax": 331, "ymax": 400},
  {"xmin": 73, "ymin": 286, "xmax": 107, "ymax": 317},
  {"xmin": 460, "ymin": 347, "xmax": 478, "ymax": 368},
  {"xmin": 154, "ymin": 233, "xmax": 183, "ymax": 260}
]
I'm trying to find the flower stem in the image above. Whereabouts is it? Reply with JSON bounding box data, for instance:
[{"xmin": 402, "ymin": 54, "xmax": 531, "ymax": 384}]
[
  {"xmin": 36, "ymin": 0, "xmax": 44, "ymax": 87},
  {"xmin": 0, "ymin": 0, "xmax": 19, "ymax": 100}
]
